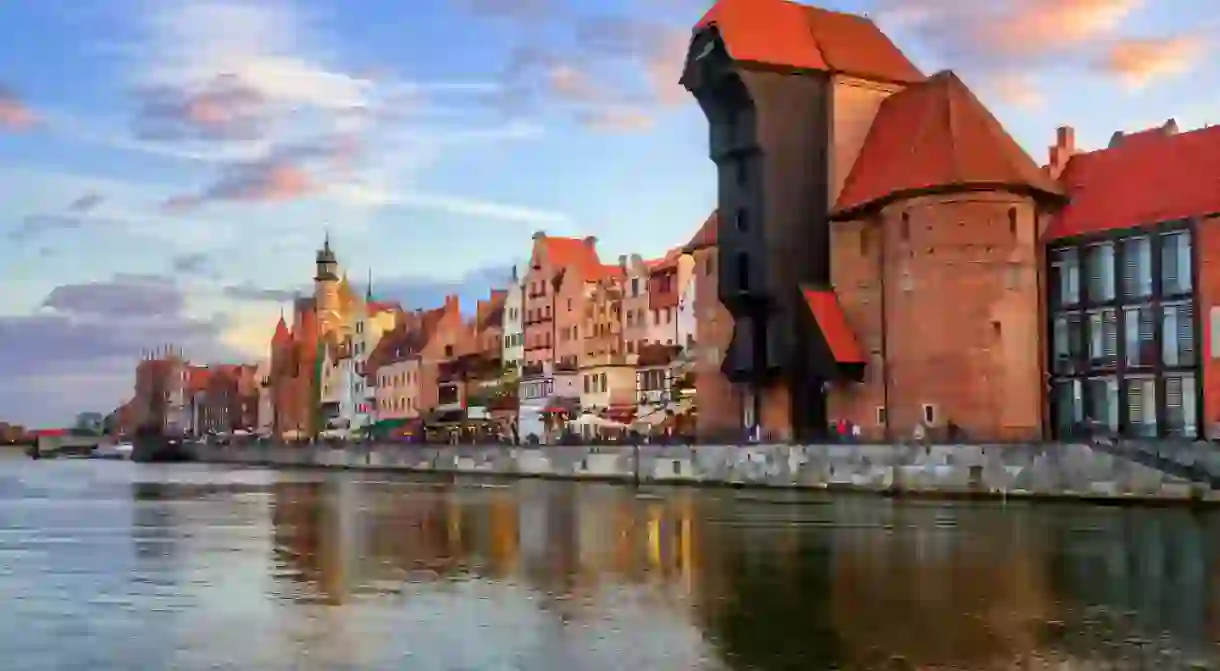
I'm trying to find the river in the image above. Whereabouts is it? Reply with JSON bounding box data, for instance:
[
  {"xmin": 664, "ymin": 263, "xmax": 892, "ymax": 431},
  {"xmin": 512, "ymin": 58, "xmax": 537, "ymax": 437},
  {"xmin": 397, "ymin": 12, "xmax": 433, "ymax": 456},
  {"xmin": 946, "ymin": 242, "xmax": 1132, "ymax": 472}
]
[{"xmin": 1, "ymin": 457, "xmax": 1219, "ymax": 669}]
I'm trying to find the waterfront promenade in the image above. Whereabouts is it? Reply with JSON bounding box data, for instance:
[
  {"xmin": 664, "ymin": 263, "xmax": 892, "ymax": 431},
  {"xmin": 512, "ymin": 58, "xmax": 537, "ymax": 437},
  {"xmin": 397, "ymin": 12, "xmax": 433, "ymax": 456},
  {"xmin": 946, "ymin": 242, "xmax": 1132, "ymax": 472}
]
[{"xmin": 192, "ymin": 440, "xmax": 1220, "ymax": 504}]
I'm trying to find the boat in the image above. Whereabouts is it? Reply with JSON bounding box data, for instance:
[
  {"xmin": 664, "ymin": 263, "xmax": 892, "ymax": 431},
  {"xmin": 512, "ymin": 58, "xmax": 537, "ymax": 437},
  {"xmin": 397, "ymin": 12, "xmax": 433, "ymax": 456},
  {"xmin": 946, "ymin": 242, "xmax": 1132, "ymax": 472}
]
[
  {"xmin": 130, "ymin": 425, "xmax": 196, "ymax": 463},
  {"xmin": 91, "ymin": 442, "xmax": 133, "ymax": 460}
]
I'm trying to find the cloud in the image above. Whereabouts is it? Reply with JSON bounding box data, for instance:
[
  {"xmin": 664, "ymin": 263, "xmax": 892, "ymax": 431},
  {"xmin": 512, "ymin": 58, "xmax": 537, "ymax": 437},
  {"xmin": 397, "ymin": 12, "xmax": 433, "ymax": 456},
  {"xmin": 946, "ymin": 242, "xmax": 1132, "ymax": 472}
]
[
  {"xmin": 1099, "ymin": 36, "xmax": 1206, "ymax": 89},
  {"xmin": 987, "ymin": 72, "xmax": 1045, "ymax": 109},
  {"xmin": 125, "ymin": 0, "xmax": 561, "ymax": 224},
  {"xmin": 0, "ymin": 84, "xmax": 37, "ymax": 130},
  {"xmin": 373, "ymin": 264, "xmax": 515, "ymax": 312},
  {"xmin": 132, "ymin": 73, "xmax": 268, "ymax": 142},
  {"xmin": 459, "ymin": 3, "xmax": 690, "ymax": 131},
  {"xmin": 171, "ymin": 252, "xmax": 214, "ymax": 276},
  {"xmin": 69, "ymin": 193, "xmax": 105, "ymax": 212},
  {"xmin": 223, "ymin": 282, "xmax": 301, "ymax": 303},
  {"xmin": 877, "ymin": 0, "xmax": 1143, "ymax": 63},
  {"xmin": 42, "ymin": 274, "xmax": 183, "ymax": 317},
  {"xmin": 330, "ymin": 184, "xmax": 571, "ymax": 225},
  {"xmin": 0, "ymin": 274, "xmax": 241, "ymax": 425},
  {"xmin": 9, "ymin": 193, "xmax": 118, "ymax": 243}
]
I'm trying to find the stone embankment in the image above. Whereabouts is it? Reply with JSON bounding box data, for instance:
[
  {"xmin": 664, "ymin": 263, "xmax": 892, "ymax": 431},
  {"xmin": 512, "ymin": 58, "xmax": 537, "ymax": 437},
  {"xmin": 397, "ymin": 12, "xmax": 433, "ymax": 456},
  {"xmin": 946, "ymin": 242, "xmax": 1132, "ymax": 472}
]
[{"xmin": 191, "ymin": 440, "xmax": 1220, "ymax": 504}]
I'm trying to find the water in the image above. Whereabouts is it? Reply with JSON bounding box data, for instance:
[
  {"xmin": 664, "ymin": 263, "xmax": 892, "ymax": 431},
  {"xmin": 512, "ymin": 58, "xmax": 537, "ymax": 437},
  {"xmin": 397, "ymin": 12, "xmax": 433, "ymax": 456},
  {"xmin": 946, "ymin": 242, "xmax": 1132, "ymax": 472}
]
[{"xmin": 1, "ymin": 458, "xmax": 1219, "ymax": 670}]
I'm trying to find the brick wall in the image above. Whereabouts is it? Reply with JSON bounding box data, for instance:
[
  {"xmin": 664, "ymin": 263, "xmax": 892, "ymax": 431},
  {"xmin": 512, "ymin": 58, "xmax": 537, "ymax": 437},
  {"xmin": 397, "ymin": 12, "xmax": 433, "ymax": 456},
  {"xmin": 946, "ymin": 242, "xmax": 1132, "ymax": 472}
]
[
  {"xmin": 691, "ymin": 245, "xmax": 741, "ymax": 438},
  {"xmin": 829, "ymin": 193, "xmax": 1045, "ymax": 441}
]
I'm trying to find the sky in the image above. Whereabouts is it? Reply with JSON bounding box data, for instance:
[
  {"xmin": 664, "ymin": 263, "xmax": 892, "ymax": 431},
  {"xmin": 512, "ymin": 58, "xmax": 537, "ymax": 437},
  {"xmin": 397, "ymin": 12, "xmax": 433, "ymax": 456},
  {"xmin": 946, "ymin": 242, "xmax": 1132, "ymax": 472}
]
[{"xmin": 0, "ymin": 0, "xmax": 1215, "ymax": 426}]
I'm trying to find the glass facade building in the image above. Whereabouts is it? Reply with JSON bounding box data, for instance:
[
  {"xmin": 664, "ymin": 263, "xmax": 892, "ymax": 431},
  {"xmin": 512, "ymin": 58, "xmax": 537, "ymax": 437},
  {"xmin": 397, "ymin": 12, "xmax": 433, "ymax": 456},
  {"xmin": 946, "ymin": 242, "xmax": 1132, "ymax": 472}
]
[{"xmin": 1048, "ymin": 223, "xmax": 1200, "ymax": 439}]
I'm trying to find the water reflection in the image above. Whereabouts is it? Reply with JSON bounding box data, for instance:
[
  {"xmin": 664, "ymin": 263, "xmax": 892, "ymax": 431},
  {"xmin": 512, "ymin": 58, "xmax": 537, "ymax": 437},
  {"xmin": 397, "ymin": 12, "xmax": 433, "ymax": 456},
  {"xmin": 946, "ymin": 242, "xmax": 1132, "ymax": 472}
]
[
  {"xmin": 7, "ymin": 459, "xmax": 1220, "ymax": 669},
  {"xmin": 266, "ymin": 479, "xmax": 1220, "ymax": 669}
]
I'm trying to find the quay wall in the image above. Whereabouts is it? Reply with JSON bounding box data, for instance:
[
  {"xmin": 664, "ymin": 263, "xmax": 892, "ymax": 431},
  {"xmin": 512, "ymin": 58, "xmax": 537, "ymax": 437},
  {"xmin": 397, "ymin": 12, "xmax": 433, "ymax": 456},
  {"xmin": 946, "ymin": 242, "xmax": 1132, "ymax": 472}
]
[{"xmin": 191, "ymin": 441, "xmax": 1220, "ymax": 504}]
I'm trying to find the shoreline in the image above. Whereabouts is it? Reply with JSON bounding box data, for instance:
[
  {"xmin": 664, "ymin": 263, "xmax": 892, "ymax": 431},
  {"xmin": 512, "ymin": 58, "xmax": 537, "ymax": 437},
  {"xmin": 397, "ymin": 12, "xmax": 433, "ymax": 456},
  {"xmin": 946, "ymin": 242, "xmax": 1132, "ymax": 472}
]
[{"xmin": 187, "ymin": 442, "xmax": 1220, "ymax": 508}]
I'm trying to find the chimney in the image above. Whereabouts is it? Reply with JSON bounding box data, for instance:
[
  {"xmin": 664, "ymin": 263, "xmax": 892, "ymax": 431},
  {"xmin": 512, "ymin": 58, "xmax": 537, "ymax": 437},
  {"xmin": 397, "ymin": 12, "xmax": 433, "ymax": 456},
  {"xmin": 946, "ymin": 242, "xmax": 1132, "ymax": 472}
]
[
  {"xmin": 1047, "ymin": 125, "xmax": 1076, "ymax": 180},
  {"xmin": 1162, "ymin": 117, "xmax": 1179, "ymax": 134},
  {"xmin": 532, "ymin": 230, "xmax": 546, "ymax": 241},
  {"xmin": 583, "ymin": 235, "xmax": 597, "ymax": 249}
]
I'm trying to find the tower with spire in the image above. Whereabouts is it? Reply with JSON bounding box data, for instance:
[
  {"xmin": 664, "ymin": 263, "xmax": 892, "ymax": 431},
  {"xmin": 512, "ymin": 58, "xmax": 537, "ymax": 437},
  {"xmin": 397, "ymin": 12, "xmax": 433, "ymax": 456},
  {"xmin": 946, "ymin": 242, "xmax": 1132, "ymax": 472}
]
[{"xmin": 314, "ymin": 231, "xmax": 343, "ymax": 336}]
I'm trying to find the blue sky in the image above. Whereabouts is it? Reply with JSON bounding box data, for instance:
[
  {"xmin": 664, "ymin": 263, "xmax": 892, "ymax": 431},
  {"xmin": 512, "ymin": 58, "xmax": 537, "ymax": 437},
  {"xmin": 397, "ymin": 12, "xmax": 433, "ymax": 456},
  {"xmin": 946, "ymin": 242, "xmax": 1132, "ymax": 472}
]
[{"xmin": 0, "ymin": 0, "xmax": 1215, "ymax": 425}]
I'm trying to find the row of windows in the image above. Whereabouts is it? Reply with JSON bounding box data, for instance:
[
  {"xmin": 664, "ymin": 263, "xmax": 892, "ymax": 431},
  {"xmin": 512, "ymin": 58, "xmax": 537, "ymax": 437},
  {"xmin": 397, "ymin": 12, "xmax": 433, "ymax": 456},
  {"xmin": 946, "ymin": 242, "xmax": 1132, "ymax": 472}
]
[
  {"xmin": 1051, "ymin": 301, "xmax": 1195, "ymax": 372},
  {"xmin": 378, "ymin": 396, "xmax": 419, "ymax": 413},
  {"xmin": 1050, "ymin": 230, "xmax": 1192, "ymax": 307},
  {"xmin": 1052, "ymin": 373, "xmax": 1197, "ymax": 438},
  {"xmin": 583, "ymin": 373, "xmax": 609, "ymax": 394}
]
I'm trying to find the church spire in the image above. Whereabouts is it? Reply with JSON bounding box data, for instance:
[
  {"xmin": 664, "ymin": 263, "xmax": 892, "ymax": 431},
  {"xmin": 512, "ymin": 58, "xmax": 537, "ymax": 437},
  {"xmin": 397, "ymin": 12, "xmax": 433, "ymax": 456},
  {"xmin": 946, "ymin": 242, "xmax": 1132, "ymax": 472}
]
[{"xmin": 366, "ymin": 268, "xmax": 374, "ymax": 302}]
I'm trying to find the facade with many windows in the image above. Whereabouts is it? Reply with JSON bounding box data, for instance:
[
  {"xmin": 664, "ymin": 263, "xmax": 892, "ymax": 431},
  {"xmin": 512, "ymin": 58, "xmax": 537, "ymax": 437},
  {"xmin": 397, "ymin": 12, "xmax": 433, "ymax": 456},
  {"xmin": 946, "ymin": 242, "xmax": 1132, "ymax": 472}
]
[{"xmin": 1048, "ymin": 225, "xmax": 1198, "ymax": 439}]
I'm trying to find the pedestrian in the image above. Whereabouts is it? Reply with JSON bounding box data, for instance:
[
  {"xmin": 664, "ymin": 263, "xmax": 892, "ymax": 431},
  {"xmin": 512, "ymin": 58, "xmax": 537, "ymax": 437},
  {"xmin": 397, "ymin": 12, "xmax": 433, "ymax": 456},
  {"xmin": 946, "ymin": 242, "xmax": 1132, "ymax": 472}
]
[{"xmin": 851, "ymin": 422, "xmax": 861, "ymax": 444}]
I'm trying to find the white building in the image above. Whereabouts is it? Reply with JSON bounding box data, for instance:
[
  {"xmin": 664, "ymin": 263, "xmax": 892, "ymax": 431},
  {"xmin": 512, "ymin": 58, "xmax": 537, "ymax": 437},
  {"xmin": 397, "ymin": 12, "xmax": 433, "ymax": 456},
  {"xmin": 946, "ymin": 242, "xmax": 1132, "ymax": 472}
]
[
  {"xmin": 349, "ymin": 281, "xmax": 400, "ymax": 433},
  {"xmin": 502, "ymin": 265, "xmax": 525, "ymax": 374},
  {"xmin": 677, "ymin": 264, "xmax": 697, "ymax": 352},
  {"xmin": 255, "ymin": 358, "xmax": 273, "ymax": 436}
]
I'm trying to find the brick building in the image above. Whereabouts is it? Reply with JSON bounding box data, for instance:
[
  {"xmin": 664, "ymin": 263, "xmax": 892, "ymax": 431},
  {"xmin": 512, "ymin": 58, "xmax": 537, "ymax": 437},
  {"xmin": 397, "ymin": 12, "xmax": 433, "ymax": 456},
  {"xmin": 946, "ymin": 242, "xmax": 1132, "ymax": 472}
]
[{"xmin": 681, "ymin": 0, "xmax": 1220, "ymax": 442}]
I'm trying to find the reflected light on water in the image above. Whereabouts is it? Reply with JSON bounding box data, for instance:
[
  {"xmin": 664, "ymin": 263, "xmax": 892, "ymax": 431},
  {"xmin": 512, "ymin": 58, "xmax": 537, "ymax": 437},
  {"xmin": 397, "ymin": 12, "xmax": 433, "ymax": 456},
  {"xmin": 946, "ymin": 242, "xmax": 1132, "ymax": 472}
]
[{"xmin": 0, "ymin": 459, "xmax": 1219, "ymax": 669}]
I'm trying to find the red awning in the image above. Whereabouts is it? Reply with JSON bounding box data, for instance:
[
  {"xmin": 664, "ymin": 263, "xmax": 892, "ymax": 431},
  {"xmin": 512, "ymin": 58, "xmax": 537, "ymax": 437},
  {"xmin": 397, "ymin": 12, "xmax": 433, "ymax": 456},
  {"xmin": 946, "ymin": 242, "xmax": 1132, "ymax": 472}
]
[{"xmin": 801, "ymin": 288, "xmax": 865, "ymax": 364}]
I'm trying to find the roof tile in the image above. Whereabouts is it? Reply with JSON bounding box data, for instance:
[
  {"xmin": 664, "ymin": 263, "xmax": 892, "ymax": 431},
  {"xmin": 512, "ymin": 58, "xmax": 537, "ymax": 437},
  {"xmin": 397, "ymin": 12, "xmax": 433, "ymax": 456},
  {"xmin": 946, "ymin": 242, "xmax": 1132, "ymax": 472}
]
[
  {"xmin": 695, "ymin": 0, "xmax": 923, "ymax": 84},
  {"xmin": 833, "ymin": 71, "xmax": 1061, "ymax": 219},
  {"xmin": 1046, "ymin": 122, "xmax": 1220, "ymax": 239}
]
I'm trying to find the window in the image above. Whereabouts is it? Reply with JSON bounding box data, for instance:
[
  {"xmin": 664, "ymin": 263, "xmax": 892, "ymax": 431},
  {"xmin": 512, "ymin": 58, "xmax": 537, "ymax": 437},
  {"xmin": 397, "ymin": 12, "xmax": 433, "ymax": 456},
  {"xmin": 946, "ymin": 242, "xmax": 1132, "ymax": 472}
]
[
  {"xmin": 1121, "ymin": 236, "xmax": 1152, "ymax": 299},
  {"xmin": 734, "ymin": 157, "xmax": 748, "ymax": 185},
  {"xmin": 1050, "ymin": 248, "xmax": 1081, "ymax": 307},
  {"xmin": 1122, "ymin": 305, "xmax": 1155, "ymax": 367},
  {"xmin": 631, "ymin": 278, "xmax": 639, "ymax": 296},
  {"xmin": 583, "ymin": 375, "xmax": 590, "ymax": 393},
  {"xmin": 1084, "ymin": 242, "xmax": 1116, "ymax": 302},
  {"xmin": 1084, "ymin": 376, "xmax": 1119, "ymax": 432},
  {"xmin": 900, "ymin": 212, "xmax": 910, "ymax": 241},
  {"xmin": 1007, "ymin": 207, "xmax": 1017, "ymax": 236},
  {"xmin": 1052, "ymin": 313, "xmax": 1082, "ymax": 373},
  {"xmin": 1124, "ymin": 375, "xmax": 1157, "ymax": 438},
  {"xmin": 567, "ymin": 299, "xmax": 573, "ymax": 312},
  {"xmin": 735, "ymin": 209, "xmax": 748, "ymax": 232},
  {"xmin": 1086, "ymin": 308, "xmax": 1117, "ymax": 368},
  {"xmin": 444, "ymin": 344, "xmax": 454, "ymax": 358},
  {"xmin": 1162, "ymin": 302, "xmax": 1194, "ymax": 367},
  {"xmin": 875, "ymin": 407, "xmax": 887, "ymax": 426},
  {"xmin": 1161, "ymin": 230, "xmax": 1192, "ymax": 295},
  {"xmin": 736, "ymin": 253, "xmax": 750, "ymax": 291},
  {"xmin": 1165, "ymin": 373, "xmax": 1197, "ymax": 438},
  {"xmin": 921, "ymin": 403, "xmax": 936, "ymax": 425}
]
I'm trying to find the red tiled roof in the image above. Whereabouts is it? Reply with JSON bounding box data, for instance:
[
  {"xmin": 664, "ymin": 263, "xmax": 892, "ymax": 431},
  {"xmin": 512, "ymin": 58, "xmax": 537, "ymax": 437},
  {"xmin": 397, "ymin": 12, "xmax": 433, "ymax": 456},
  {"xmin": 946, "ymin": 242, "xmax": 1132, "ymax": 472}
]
[
  {"xmin": 540, "ymin": 236, "xmax": 603, "ymax": 279},
  {"xmin": 186, "ymin": 366, "xmax": 212, "ymax": 393},
  {"xmin": 1045, "ymin": 122, "xmax": 1220, "ymax": 240},
  {"xmin": 801, "ymin": 287, "xmax": 865, "ymax": 364},
  {"xmin": 694, "ymin": 0, "xmax": 923, "ymax": 85},
  {"xmin": 683, "ymin": 210, "xmax": 718, "ymax": 252},
  {"xmin": 271, "ymin": 316, "xmax": 290, "ymax": 345},
  {"xmin": 833, "ymin": 71, "xmax": 1062, "ymax": 219}
]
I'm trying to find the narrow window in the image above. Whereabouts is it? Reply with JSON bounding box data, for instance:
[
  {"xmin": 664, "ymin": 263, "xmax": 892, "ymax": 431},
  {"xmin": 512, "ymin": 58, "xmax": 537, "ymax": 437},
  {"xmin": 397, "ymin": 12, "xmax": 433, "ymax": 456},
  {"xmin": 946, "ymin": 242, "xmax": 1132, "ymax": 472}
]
[
  {"xmin": 900, "ymin": 212, "xmax": 911, "ymax": 242},
  {"xmin": 736, "ymin": 253, "xmax": 750, "ymax": 291},
  {"xmin": 1008, "ymin": 207, "xmax": 1018, "ymax": 236},
  {"xmin": 921, "ymin": 403, "xmax": 936, "ymax": 425},
  {"xmin": 735, "ymin": 209, "xmax": 748, "ymax": 232}
]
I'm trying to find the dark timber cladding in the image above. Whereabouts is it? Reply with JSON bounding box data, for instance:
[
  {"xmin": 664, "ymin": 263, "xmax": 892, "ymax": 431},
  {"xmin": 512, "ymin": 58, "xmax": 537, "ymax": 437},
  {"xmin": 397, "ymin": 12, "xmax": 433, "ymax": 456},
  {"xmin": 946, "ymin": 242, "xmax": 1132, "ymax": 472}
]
[{"xmin": 681, "ymin": 0, "xmax": 924, "ymax": 440}]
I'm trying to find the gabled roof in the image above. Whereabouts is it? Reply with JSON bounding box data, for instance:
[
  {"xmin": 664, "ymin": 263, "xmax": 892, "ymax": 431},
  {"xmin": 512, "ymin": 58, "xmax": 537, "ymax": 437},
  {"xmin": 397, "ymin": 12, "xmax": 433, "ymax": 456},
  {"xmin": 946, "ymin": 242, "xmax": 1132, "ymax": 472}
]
[
  {"xmin": 272, "ymin": 316, "xmax": 291, "ymax": 345},
  {"xmin": 537, "ymin": 236, "xmax": 603, "ymax": 279},
  {"xmin": 1045, "ymin": 121, "xmax": 1220, "ymax": 240},
  {"xmin": 683, "ymin": 210, "xmax": 718, "ymax": 253},
  {"xmin": 832, "ymin": 71, "xmax": 1062, "ymax": 220},
  {"xmin": 693, "ymin": 0, "xmax": 923, "ymax": 85}
]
